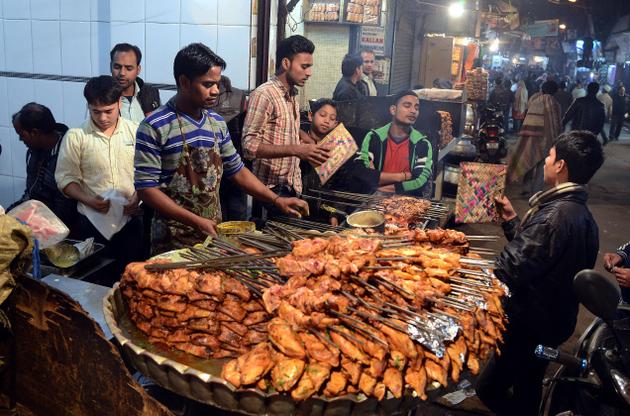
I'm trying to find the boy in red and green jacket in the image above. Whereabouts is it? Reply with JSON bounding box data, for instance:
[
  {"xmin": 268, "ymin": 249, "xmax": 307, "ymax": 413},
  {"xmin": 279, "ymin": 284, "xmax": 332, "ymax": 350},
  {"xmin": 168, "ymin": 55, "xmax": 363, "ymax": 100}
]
[{"xmin": 360, "ymin": 90, "xmax": 433, "ymax": 197}]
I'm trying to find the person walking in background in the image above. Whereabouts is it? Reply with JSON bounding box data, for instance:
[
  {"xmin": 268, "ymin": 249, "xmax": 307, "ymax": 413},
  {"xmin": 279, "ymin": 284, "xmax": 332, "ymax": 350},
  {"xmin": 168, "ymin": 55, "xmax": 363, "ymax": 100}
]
[
  {"xmin": 359, "ymin": 49, "xmax": 378, "ymax": 97},
  {"xmin": 572, "ymin": 80, "xmax": 586, "ymax": 101},
  {"xmin": 109, "ymin": 43, "xmax": 161, "ymax": 123},
  {"xmin": 610, "ymin": 84, "xmax": 628, "ymax": 141},
  {"xmin": 332, "ymin": 53, "xmax": 365, "ymax": 101},
  {"xmin": 507, "ymin": 81, "xmax": 562, "ymax": 195},
  {"xmin": 562, "ymin": 82, "xmax": 606, "ymax": 139},
  {"xmin": 512, "ymin": 80, "xmax": 528, "ymax": 133},
  {"xmin": 598, "ymin": 85, "xmax": 613, "ymax": 145},
  {"xmin": 554, "ymin": 81, "xmax": 573, "ymax": 118}
]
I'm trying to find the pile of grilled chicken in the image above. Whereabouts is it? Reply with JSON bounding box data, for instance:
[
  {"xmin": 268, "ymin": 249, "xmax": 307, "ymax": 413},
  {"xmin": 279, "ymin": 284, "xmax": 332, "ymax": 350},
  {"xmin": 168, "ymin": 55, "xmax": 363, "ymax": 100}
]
[
  {"xmin": 377, "ymin": 195, "xmax": 433, "ymax": 229},
  {"xmin": 120, "ymin": 264, "xmax": 270, "ymax": 359},
  {"xmin": 221, "ymin": 232, "xmax": 506, "ymax": 401}
]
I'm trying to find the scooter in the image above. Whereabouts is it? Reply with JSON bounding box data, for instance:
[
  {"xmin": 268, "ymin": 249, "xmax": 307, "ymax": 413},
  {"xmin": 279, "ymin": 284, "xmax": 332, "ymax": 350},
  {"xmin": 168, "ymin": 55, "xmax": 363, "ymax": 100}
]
[
  {"xmin": 476, "ymin": 106, "xmax": 508, "ymax": 164},
  {"xmin": 537, "ymin": 269, "xmax": 630, "ymax": 415}
]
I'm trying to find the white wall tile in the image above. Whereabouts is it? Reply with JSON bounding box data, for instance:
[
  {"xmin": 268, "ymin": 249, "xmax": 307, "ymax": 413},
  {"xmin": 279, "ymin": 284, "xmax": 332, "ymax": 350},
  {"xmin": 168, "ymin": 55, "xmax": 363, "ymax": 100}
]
[
  {"xmin": 11, "ymin": 130, "xmax": 27, "ymax": 178},
  {"xmin": 0, "ymin": 20, "xmax": 5, "ymax": 73},
  {"xmin": 62, "ymin": 81, "xmax": 87, "ymax": 128},
  {"xmin": 0, "ymin": 175, "xmax": 14, "ymax": 209},
  {"xmin": 181, "ymin": 0, "xmax": 217, "ymax": 25},
  {"xmin": 217, "ymin": 26, "xmax": 250, "ymax": 89},
  {"xmin": 13, "ymin": 176, "xmax": 26, "ymax": 201},
  {"xmin": 34, "ymin": 80, "xmax": 64, "ymax": 124},
  {"xmin": 60, "ymin": 0, "xmax": 91, "ymax": 21},
  {"xmin": 91, "ymin": 22, "xmax": 111, "ymax": 76},
  {"xmin": 0, "ymin": 128, "xmax": 13, "ymax": 176},
  {"xmin": 3, "ymin": 0, "xmax": 30, "ymax": 20},
  {"xmin": 218, "ymin": 0, "xmax": 251, "ymax": 26},
  {"xmin": 31, "ymin": 0, "xmax": 60, "ymax": 20},
  {"xmin": 109, "ymin": 22, "xmax": 145, "ymax": 54},
  {"xmin": 32, "ymin": 21, "xmax": 62, "ymax": 75},
  {"xmin": 4, "ymin": 20, "xmax": 33, "ymax": 73},
  {"xmin": 159, "ymin": 89, "xmax": 176, "ymax": 103},
  {"xmin": 145, "ymin": 23, "xmax": 180, "ymax": 84},
  {"xmin": 90, "ymin": 0, "xmax": 110, "ymax": 21},
  {"xmin": 7, "ymin": 78, "xmax": 35, "ymax": 114},
  {"xmin": 0, "ymin": 78, "xmax": 9, "ymax": 128},
  {"xmin": 61, "ymin": 21, "xmax": 91, "ymax": 76},
  {"xmin": 110, "ymin": 0, "xmax": 145, "ymax": 22},
  {"xmin": 180, "ymin": 24, "xmax": 217, "ymax": 51},
  {"xmin": 146, "ymin": 0, "xmax": 180, "ymax": 24}
]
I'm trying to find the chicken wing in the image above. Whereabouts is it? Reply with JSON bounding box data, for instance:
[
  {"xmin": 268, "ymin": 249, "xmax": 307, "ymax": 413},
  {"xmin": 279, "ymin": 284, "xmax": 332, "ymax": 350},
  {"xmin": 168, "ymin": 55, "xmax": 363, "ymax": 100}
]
[
  {"xmin": 358, "ymin": 372, "xmax": 377, "ymax": 396},
  {"xmin": 324, "ymin": 371, "xmax": 347, "ymax": 397},
  {"xmin": 329, "ymin": 328, "xmax": 370, "ymax": 365},
  {"xmin": 379, "ymin": 323, "xmax": 417, "ymax": 360},
  {"xmin": 383, "ymin": 367, "xmax": 403, "ymax": 398},
  {"xmin": 236, "ymin": 342, "xmax": 275, "ymax": 386},
  {"xmin": 405, "ymin": 365, "xmax": 428, "ymax": 400},
  {"xmin": 298, "ymin": 332, "xmax": 340, "ymax": 368},
  {"xmin": 425, "ymin": 359, "xmax": 448, "ymax": 387}
]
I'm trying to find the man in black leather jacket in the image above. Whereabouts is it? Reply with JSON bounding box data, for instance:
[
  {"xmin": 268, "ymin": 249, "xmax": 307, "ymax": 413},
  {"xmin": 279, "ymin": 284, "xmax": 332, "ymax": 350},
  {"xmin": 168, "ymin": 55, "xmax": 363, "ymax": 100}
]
[{"xmin": 476, "ymin": 130, "xmax": 604, "ymax": 416}]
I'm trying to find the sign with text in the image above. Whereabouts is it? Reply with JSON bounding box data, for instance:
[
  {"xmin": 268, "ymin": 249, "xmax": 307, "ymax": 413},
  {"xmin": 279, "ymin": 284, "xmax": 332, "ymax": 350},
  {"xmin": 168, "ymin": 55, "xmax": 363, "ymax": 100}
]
[{"xmin": 360, "ymin": 26, "xmax": 385, "ymax": 56}]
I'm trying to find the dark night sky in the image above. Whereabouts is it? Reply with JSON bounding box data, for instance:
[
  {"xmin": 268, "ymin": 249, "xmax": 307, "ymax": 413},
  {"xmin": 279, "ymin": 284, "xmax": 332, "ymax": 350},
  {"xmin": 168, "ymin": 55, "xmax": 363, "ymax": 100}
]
[{"xmin": 513, "ymin": 0, "xmax": 630, "ymax": 39}]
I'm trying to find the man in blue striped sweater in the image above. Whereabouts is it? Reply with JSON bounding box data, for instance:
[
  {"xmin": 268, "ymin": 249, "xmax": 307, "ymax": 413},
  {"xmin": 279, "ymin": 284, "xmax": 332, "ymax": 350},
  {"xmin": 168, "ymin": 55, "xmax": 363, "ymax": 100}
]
[{"xmin": 134, "ymin": 43, "xmax": 308, "ymax": 254}]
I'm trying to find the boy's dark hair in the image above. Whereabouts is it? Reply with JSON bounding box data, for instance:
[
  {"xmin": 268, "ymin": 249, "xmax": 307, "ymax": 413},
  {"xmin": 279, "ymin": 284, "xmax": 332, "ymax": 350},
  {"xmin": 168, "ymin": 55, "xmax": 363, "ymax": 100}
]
[
  {"xmin": 12, "ymin": 102, "xmax": 56, "ymax": 133},
  {"xmin": 84, "ymin": 75, "xmax": 123, "ymax": 105},
  {"xmin": 586, "ymin": 81, "xmax": 599, "ymax": 96},
  {"xmin": 311, "ymin": 98, "xmax": 337, "ymax": 114},
  {"xmin": 276, "ymin": 35, "xmax": 315, "ymax": 72},
  {"xmin": 541, "ymin": 80, "xmax": 558, "ymax": 95},
  {"xmin": 110, "ymin": 43, "xmax": 142, "ymax": 65},
  {"xmin": 392, "ymin": 90, "xmax": 418, "ymax": 106},
  {"xmin": 554, "ymin": 130, "xmax": 604, "ymax": 184},
  {"xmin": 341, "ymin": 53, "xmax": 363, "ymax": 77},
  {"xmin": 174, "ymin": 43, "xmax": 226, "ymax": 86}
]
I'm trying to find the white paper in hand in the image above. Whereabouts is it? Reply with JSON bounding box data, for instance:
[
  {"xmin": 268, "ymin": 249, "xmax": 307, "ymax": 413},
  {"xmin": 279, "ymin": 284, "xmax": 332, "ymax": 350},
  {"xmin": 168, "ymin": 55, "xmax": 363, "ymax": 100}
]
[{"xmin": 83, "ymin": 190, "xmax": 130, "ymax": 240}]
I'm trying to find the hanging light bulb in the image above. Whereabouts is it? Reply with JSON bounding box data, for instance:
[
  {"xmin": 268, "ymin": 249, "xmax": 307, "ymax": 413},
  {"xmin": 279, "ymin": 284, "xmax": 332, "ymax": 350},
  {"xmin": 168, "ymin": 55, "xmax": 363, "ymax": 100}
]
[{"xmin": 448, "ymin": 2, "xmax": 465, "ymax": 18}]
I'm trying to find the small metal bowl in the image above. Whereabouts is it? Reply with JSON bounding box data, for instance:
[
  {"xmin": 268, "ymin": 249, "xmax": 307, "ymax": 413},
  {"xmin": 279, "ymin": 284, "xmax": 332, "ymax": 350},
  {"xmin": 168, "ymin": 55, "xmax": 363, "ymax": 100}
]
[{"xmin": 346, "ymin": 210, "xmax": 385, "ymax": 232}]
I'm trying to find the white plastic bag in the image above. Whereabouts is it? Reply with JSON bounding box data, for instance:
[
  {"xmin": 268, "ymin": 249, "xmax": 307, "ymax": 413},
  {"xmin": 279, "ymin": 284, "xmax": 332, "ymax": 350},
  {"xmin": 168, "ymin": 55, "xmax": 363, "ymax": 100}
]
[
  {"xmin": 83, "ymin": 189, "xmax": 130, "ymax": 240},
  {"xmin": 7, "ymin": 199, "xmax": 69, "ymax": 249}
]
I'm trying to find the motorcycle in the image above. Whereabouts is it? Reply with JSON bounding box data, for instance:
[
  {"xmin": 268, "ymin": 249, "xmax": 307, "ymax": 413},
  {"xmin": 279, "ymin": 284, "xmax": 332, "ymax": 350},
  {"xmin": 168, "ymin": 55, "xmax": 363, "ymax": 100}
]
[
  {"xmin": 476, "ymin": 105, "xmax": 508, "ymax": 164},
  {"xmin": 537, "ymin": 269, "xmax": 630, "ymax": 415}
]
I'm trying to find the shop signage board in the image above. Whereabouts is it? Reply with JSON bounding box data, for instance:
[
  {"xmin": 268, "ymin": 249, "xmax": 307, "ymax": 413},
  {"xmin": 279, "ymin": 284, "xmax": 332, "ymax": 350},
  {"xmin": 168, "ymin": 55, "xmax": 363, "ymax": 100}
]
[
  {"xmin": 525, "ymin": 19, "xmax": 559, "ymax": 38},
  {"xmin": 360, "ymin": 26, "xmax": 385, "ymax": 56}
]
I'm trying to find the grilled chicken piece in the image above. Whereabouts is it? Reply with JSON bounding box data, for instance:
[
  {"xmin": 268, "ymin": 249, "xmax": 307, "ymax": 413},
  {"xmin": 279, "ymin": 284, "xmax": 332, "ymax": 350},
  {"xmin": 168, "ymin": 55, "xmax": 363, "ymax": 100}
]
[
  {"xmin": 388, "ymin": 350, "xmax": 407, "ymax": 370},
  {"xmin": 178, "ymin": 304, "xmax": 213, "ymax": 321},
  {"xmin": 242, "ymin": 300, "xmax": 265, "ymax": 312},
  {"xmin": 299, "ymin": 332, "xmax": 340, "ymax": 367},
  {"xmin": 365, "ymin": 357, "xmax": 387, "ymax": 378},
  {"xmin": 271, "ymin": 356, "xmax": 305, "ymax": 392},
  {"xmin": 329, "ymin": 328, "xmax": 370, "ymax": 365},
  {"xmin": 446, "ymin": 336, "xmax": 467, "ymax": 383},
  {"xmin": 218, "ymin": 298, "xmax": 247, "ymax": 322},
  {"xmin": 235, "ymin": 342, "xmax": 275, "ymax": 386},
  {"xmin": 166, "ymin": 329, "xmax": 191, "ymax": 343},
  {"xmin": 358, "ymin": 372, "xmax": 377, "ymax": 396},
  {"xmin": 191, "ymin": 333, "xmax": 220, "ymax": 350},
  {"xmin": 243, "ymin": 329, "xmax": 268, "ymax": 345},
  {"xmin": 223, "ymin": 277, "xmax": 251, "ymax": 301},
  {"xmin": 188, "ymin": 317, "xmax": 220, "ymax": 334},
  {"xmin": 373, "ymin": 383, "xmax": 387, "ymax": 400},
  {"xmin": 243, "ymin": 311, "xmax": 268, "ymax": 326},
  {"xmin": 221, "ymin": 359, "xmax": 241, "ymax": 388},
  {"xmin": 292, "ymin": 238, "xmax": 329, "ymax": 257},
  {"xmin": 190, "ymin": 299, "xmax": 217, "ymax": 311},
  {"xmin": 425, "ymin": 359, "xmax": 448, "ymax": 387},
  {"xmin": 155, "ymin": 294, "xmax": 187, "ymax": 313},
  {"xmin": 218, "ymin": 324, "xmax": 242, "ymax": 348},
  {"xmin": 341, "ymin": 356, "xmax": 362, "ymax": 385},
  {"xmin": 222, "ymin": 321, "xmax": 248, "ymax": 337},
  {"xmin": 383, "ymin": 367, "xmax": 403, "ymax": 398},
  {"xmin": 379, "ymin": 323, "xmax": 417, "ymax": 360},
  {"xmin": 172, "ymin": 342, "xmax": 209, "ymax": 358},
  {"xmin": 467, "ymin": 353, "xmax": 480, "ymax": 375},
  {"xmin": 195, "ymin": 273, "xmax": 224, "ymax": 298},
  {"xmin": 324, "ymin": 371, "xmax": 347, "ymax": 397},
  {"xmin": 405, "ymin": 365, "xmax": 428, "ymax": 400},
  {"xmin": 268, "ymin": 318, "xmax": 306, "ymax": 359},
  {"xmin": 135, "ymin": 300, "xmax": 154, "ymax": 319},
  {"xmin": 257, "ymin": 378, "xmax": 269, "ymax": 391},
  {"xmin": 305, "ymin": 363, "xmax": 330, "ymax": 391}
]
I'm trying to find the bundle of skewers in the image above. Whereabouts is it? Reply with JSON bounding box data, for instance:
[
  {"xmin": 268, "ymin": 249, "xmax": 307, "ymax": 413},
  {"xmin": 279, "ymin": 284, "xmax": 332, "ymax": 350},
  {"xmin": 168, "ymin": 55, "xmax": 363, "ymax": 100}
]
[{"xmin": 220, "ymin": 232, "xmax": 507, "ymax": 401}]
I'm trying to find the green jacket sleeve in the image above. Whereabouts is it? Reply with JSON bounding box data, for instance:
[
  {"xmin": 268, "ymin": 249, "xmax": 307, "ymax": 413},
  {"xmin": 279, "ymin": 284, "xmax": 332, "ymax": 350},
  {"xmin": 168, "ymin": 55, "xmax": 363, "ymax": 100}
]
[
  {"xmin": 360, "ymin": 131, "xmax": 374, "ymax": 168},
  {"xmin": 396, "ymin": 139, "xmax": 433, "ymax": 194}
]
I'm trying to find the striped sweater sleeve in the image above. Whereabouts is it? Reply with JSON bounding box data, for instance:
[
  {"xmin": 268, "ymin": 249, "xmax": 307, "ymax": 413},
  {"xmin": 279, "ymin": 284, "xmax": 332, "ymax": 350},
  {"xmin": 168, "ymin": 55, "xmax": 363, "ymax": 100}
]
[{"xmin": 134, "ymin": 120, "xmax": 163, "ymax": 189}]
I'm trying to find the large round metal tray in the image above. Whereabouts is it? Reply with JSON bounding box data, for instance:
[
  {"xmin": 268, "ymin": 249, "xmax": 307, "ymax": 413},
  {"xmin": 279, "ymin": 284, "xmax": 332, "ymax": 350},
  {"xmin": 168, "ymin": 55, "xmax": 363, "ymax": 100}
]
[{"xmin": 103, "ymin": 284, "xmax": 444, "ymax": 415}]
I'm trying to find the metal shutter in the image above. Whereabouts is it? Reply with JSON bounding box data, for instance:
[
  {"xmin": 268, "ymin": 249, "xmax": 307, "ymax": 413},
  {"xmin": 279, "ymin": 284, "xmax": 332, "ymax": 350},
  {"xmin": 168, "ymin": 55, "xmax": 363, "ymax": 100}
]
[{"xmin": 390, "ymin": 4, "xmax": 416, "ymax": 93}]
